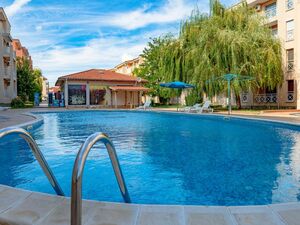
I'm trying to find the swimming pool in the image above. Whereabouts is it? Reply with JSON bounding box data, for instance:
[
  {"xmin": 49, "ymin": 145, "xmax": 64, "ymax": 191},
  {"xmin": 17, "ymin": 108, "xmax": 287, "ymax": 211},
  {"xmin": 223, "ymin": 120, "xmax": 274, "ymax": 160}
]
[{"xmin": 1, "ymin": 110, "xmax": 300, "ymax": 206}]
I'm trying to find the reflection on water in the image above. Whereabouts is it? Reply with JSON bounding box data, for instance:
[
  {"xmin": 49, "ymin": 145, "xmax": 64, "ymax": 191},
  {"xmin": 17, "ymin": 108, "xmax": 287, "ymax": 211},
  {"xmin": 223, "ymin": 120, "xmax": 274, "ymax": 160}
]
[{"xmin": 1, "ymin": 111, "xmax": 300, "ymax": 205}]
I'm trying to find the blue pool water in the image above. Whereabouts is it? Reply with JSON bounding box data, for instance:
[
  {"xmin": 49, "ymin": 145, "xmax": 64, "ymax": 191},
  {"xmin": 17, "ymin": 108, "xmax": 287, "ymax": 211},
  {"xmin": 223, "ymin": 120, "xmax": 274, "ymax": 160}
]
[{"xmin": 1, "ymin": 111, "xmax": 300, "ymax": 206}]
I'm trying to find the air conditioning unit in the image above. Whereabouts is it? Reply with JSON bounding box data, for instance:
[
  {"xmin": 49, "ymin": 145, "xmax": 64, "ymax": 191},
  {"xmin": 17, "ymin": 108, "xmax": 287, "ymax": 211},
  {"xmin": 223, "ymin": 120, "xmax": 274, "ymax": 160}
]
[{"xmin": 255, "ymin": 4, "xmax": 262, "ymax": 11}]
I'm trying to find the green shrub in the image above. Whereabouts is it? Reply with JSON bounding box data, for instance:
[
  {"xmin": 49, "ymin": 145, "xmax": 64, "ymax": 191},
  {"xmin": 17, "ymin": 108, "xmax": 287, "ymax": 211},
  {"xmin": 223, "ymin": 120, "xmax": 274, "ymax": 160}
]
[
  {"xmin": 11, "ymin": 97, "xmax": 25, "ymax": 108},
  {"xmin": 185, "ymin": 89, "xmax": 202, "ymax": 106}
]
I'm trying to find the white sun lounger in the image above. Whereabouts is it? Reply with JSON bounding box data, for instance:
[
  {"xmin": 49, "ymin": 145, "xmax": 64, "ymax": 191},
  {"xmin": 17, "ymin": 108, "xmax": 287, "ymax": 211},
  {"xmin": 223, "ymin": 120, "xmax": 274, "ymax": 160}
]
[
  {"xmin": 189, "ymin": 101, "xmax": 213, "ymax": 113},
  {"xmin": 136, "ymin": 100, "xmax": 151, "ymax": 110},
  {"xmin": 183, "ymin": 103, "xmax": 201, "ymax": 112}
]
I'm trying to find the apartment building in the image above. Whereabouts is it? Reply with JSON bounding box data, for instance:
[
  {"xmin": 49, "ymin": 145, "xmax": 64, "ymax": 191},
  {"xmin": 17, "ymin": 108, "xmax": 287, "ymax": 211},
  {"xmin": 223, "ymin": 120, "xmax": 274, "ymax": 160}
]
[
  {"xmin": 12, "ymin": 39, "xmax": 32, "ymax": 68},
  {"xmin": 113, "ymin": 56, "xmax": 144, "ymax": 76},
  {"xmin": 0, "ymin": 8, "xmax": 17, "ymax": 104},
  {"xmin": 240, "ymin": 0, "xmax": 300, "ymax": 108}
]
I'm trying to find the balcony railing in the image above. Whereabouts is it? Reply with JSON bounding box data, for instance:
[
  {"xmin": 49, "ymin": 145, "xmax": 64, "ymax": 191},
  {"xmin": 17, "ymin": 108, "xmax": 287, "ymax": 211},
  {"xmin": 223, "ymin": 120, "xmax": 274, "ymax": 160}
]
[
  {"xmin": 287, "ymin": 30, "xmax": 294, "ymax": 41},
  {"xmin": 4, "ymin": 67, "xmax": 9, "ymax": 77},
  {"xmin": 3, "ymin": 46, "xmax": 11, "ymax": 56},
  {"xmin": 241, "ymin": 92, "xmax": 249, "ymax": 103},
  {"xmin": 254, "ymin": 93, "xmax": 277, "ymax": 103},
  {"xmin": 271, "ymin": 29, "xmax": 278, "ymax": 38},
  {"xmin": 287, "ymin": 91, "xmax": 295, "ymax": 102},
  {"xmin": 265, "ymin": 5, "xmax": 276, "ymax": 19},
  {"xmin": 286, "ymin": 0, "xmax": 294, "ymax": 10},
  {"xmin": 287, "ymin": 60, "xmax": 294, "ymax": 71}
]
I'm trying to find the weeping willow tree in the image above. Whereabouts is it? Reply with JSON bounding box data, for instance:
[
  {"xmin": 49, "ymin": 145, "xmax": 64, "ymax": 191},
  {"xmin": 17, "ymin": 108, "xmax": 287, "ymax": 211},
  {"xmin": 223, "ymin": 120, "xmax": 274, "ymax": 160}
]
[{"xmin": 135, "ymin": 1, "xmax": 283, "ymax": 107}]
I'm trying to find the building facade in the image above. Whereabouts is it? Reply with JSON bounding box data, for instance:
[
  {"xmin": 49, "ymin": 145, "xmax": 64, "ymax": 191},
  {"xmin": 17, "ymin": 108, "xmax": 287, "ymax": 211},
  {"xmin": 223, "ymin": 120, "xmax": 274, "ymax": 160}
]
[
  {"xmin": 113, "ymin": 56, "xmax": 144, "ymax": 76},
  {"xmin": 12, "ymin": 39, "xmax": 32, "ymax": 68},
  {"xmin": 240, "ymin": 0, "xmax": 300, "ymax": 109},
  {"xmin": 0, "ymin": 8, "xmax": 17, "ymax": 104},
  {"xmin": 56, "ymin": 69, "xmax": 148, "ymax": 108},
  {"xmin": 41, "ymin": 76, "xmax": 49, "ymax": 100}
]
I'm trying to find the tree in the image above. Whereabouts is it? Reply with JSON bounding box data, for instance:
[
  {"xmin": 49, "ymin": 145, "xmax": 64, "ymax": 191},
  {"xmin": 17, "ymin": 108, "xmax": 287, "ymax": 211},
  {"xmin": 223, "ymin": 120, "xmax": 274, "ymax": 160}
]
[
  {"xmin": 32, "ymin": 68, "xmax": 43, "ymax": 98},
  {"xmin": 134, "ymin": 35, "xmax": 178, "ymax": 103},
  {"xmin": 16, "ymin": 58, "xmax": 43, "ymax": 101},
  {"xmin": 136, "ymin": 1, "xmax": 283, "ymax": 107}
]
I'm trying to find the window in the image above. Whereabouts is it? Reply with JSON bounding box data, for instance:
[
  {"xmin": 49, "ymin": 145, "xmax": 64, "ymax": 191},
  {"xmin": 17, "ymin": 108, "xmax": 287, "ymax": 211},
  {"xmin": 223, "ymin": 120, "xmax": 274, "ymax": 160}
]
[
  {"xmin": 286, "ymin": 0, "xmax": 294, "ymax": 10},
  {"xmin": 271, "ymin": 28, "xmax": 278, "ymax": 38},
  {"xmin": 288, "ymin": 80, "xmax": 294, "ymax": 92},
  {"xmin": 287, "ymin": 80, "xmax": 295, "ymax": 102},
  {"xmin": 3, "ymin": 79, "xmax": 10, "ymax": 97},
  {"xmin": 287, "ymin": 49, "xmax": 294, "ymax": 71},
  {"xmin": 68, "ymin": 85, "xmax": 86, "ymax": 105},
  {"xmin": 90, "ymin": 84, "xmax": 106, "ymax": 105},
  {"xmin": 286, "ymin": 20, "xmax": 294, "ymax": 41},
  {"xmin": 265, "ymin": 3, "xmax": 277, "ymax": 18}
]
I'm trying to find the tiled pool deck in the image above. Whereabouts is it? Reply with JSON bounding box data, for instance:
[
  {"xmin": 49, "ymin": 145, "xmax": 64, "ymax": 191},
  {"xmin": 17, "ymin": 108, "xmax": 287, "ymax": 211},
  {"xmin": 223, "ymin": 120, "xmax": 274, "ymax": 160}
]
[
  {"xmin": 1, "ymin": 184, "xmax": 300, "ymax": 225},
  {"xmin": 1, "ymin": 108, "xmax": 300, "ymax": 225}
]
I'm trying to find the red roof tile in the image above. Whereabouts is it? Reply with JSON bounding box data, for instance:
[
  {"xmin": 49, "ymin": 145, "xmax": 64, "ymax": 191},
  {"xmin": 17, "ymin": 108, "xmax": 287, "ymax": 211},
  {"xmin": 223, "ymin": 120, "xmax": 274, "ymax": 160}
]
[
  {"xmin": 109, "ymin": 86, "xmax": 149, "ymax": 92},
  {"xmin": 56, "ymin": 69, "xmax": 146, "ymax": 86}
]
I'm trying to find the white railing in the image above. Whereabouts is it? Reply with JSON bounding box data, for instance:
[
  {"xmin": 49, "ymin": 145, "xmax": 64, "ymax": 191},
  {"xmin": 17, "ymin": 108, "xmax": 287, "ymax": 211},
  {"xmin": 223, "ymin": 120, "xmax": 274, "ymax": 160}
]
[
  {"xmin": 4, "ymin": 67, "xmax": 9, "ymax": 77},
  {"xmin": 3, "ymin": 46, "xmax": 10, "ymax": 56},
  {"xmin": 271, "ymin": 29, "xmax": 278, "ymax": 38},
  {"xmin": 241, "ymin": 92, "xmax": 249, "ymax": 103},
  {"xmin": 287, "ymin": 30, "xmax": 294, "ymax": 41},
  {"xmin": 287, "ymin": 60, "xmax": 294, "ymax": 71},
  {"xmin": 286, "ymin": 0, "xmax": 294, "ymax": 10},
  {"xmin": 287, "ymin": 91, "xmax": 295, "ymax": 102},
  {"xmin": 254, "ymin": 93, "xmax": 277, "ymax": 103},
  {"xmin": 265, "ymin": 4, "xmax": 276, "ymax": 19}
]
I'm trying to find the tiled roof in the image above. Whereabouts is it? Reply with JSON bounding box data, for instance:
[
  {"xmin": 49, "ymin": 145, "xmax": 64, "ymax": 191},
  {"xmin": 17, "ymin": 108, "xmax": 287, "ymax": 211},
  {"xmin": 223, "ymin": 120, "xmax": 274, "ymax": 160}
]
[
  {"xmin": 109, "ymin": 86, "xmax": 149, "ymax": 92},
  {"xmin": 56, "ymin": 69, "xmax": 146, "ymax": 85},
  {"xmin": 49, "ymin": 86, "xmax": 60, "ymax": 93}
]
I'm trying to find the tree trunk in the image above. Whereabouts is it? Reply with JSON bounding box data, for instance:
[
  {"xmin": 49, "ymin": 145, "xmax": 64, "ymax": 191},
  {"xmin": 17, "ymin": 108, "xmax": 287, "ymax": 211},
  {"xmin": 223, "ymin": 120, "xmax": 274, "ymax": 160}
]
[{"xmin": 235, "ymin": 94, "xmax": 242, "ymax": 109}]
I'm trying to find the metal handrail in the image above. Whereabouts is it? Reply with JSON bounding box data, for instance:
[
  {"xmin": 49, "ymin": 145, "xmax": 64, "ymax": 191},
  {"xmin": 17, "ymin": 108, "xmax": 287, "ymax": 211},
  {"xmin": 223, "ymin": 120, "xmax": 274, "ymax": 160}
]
[
  {"xmin": 0, "ymin": 127, "xmax": 64, "ymax": 196},
  {"xmin": 71, "ymin": 132, "xmax": 131, "ymax": 225}
]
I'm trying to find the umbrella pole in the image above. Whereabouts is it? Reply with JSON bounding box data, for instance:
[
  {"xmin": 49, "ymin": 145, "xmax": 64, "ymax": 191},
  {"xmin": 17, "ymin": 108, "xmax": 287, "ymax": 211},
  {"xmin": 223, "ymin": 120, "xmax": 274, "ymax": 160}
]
[
  {"xmin": 228, "ymin": 79, "xmax": 231, "ymax": 115},
  {"xmin": 177, "ymin": 89, "xmax": 180, "ymax": 112}
]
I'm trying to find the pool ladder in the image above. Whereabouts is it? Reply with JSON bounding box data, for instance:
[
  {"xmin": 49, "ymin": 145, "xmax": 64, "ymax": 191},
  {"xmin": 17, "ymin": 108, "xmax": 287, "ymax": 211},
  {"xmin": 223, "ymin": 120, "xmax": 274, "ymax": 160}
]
[
  {"xmin": 0, "ymin": 127, "xmax": 131, "ymax": 225},
  {"xmin": 71, "ymin": 132, "xmax": 131, "ymax": 225},
  {"xmin": 0, "ymin": 127, "xmax": 64, "ymax": 196}
]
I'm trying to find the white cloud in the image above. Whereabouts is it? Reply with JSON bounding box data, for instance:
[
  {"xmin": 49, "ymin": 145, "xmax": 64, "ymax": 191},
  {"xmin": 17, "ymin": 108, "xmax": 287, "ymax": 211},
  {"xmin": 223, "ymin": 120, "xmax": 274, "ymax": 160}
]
[
  {"xmin": 4, "ymin": 0, "xmax": 202, "ymax": 86},
  {"xmin": 32, "ymin": 34, "xmax": 148, "ymax": 85},
  {"xmin": 104, "ymin": 0, "xmax": 194, "ymax": 30},
  {"xmin": 121, "ymin": 53, "xmax": 134, "ymax": 62},
  {"xmin": 4, "ymin": 0, "xmax": 31, "ymax": 17}
]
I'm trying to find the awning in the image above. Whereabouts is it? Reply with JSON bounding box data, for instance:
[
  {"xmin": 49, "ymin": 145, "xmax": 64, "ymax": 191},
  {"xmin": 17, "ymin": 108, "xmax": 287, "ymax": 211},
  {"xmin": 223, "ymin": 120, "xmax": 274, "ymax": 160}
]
[{"xmin": 109, "ymin": 86, "xmax": 149, "ymax": 92}]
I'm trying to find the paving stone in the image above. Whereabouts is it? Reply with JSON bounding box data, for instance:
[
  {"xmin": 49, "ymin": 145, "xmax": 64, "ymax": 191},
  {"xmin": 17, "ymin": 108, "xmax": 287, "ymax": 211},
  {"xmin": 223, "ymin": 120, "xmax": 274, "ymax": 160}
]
[
  {"xmin": 86, "ymin": 202, "xmax": 139, "ymax": 225},
  {"xmin": 136, "ymin": 205, "xmax": 184, "ymax": 225},
  {"xmin": 0, "ymin": 191, "xmax": 64, "ymax": 225},
  {"xmin": 184, "ymin": 206, "xmax": 237, "ymax": 225},
  {"xmin": 270, "ymin": 203, "xmax": 300, "ymax": 225},
  {"xmin": 37, "ymin": 198, "xmax": 98, "ymax": 225},
  {"xmin": 0, "ymin": 188, "xmax": 31, "ymax": 214},
  {"xmin": 229, "ymin": 205, "xmax": 286, "ymax": 225}
]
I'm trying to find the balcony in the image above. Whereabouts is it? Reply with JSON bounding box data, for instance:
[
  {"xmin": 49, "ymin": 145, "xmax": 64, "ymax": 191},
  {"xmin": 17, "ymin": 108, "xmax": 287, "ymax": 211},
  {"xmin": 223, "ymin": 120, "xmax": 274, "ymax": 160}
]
[
  {"xmin": 246, "ymin": 0, "xmax": 270, "ymax": 7},
  {"xmin": 2, "ymin": 46, "xmax": 11, "ymax": 58},
  {"xmin": 287, "ymin": 60, "xmax": 294, "ymax": 72},
  {"xmin": 254, "ymin": 93, "xmax": 277, "ymax": 103},
  {"xmin": 4, "ymin": 67, "xmax": 10, "ymax": 77},
  {"xmin": 287, "ymin": 91, "xmax": 295, "ymax": 102},
  {"xmin": 265, "ymin": 9, "xmax": 276, "ymax": 19},
  {"xmin": 286, "ymin": 0, "xmax": 294, "ymax": 10}
]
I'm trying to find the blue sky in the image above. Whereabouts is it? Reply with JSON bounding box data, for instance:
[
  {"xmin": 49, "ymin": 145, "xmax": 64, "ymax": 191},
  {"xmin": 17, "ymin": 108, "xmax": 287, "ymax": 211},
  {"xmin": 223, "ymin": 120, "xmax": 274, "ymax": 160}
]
[{"xmin": 2, "ymin": 0, "xmax": 238, "ymax": 85}]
